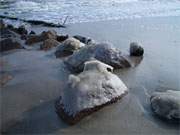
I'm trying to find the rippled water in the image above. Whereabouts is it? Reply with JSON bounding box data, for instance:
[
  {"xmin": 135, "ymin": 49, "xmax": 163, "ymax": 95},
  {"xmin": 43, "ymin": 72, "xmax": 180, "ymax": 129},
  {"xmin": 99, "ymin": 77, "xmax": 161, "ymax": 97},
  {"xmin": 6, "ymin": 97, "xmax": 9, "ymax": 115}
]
[{"xmin": 0, "ymin": 0, "xmax": 180, "ymax": 24}]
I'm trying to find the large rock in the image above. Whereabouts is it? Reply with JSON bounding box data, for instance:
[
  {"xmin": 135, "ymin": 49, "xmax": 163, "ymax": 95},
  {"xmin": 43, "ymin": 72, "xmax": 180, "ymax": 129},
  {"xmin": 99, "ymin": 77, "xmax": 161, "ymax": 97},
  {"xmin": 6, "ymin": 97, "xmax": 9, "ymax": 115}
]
[
  {"xmin": 55, "ymin": 37, "xmax": 85, "ymax": 58},
  {"xmin": 55, "ymin": 60, "xmax": 128, "ymax": 124},
  {"xmin": 40, "ymin": 39, "xmax": 60, "ymax": 50},
  {"xmin": 25, "ymin": 30, "xmax": 57, "ymax": 45},
  {"xmin": 0, "ymin": 38, "xmax": 23, "ymax": 52},
  {"xmin": 64, "ymin": 43, "xmax": 131, "ymax": 72},
  {"xmin": 130, "ymin": 42, "xmax": 144, "ymax": 56},
  {"xmin": 150, "ymin": 90, "xmax": 180, "ymax": 120}
]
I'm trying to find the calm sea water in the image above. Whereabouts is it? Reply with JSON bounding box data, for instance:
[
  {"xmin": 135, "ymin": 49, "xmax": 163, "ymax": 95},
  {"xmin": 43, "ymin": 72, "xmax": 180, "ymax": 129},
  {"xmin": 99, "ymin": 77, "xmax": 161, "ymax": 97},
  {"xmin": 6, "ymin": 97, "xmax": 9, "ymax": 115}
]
[{"xmin": 0, "ymin": 0, "xmax": 180, "ymax": 24}]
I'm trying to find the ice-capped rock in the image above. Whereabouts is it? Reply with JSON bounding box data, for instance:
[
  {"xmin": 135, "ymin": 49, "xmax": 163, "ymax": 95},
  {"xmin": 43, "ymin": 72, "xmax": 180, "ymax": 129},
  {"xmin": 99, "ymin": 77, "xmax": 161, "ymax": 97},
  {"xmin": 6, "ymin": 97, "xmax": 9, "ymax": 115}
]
[{"xmin": 55, "ymin": 60, "xmax": 128, "ymax": 124}]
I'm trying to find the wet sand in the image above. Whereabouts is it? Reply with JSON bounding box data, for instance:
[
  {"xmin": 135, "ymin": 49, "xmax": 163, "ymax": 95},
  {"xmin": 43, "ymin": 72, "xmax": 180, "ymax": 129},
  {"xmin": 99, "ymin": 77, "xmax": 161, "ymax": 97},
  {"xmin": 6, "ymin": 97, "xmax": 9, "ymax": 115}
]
[{"xmin": 1, "ymin": 16, "xmax": 180, "ymax": 134}]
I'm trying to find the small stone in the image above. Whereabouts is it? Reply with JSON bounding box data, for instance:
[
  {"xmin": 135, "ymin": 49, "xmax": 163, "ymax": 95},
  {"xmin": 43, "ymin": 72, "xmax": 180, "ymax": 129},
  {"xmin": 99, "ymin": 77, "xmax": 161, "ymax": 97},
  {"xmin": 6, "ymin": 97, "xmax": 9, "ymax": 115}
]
[
  {"xmin": 40, "ymin": 39, "xmax": 60, "ymax": 50},
  {"xmin": 57, "ymin": 35, "xmax": 68, "ymax": 42},
  {"xmin": 150, "ymin": 90, "xmax": 180, "ymax": 120},
  {"xmin": 130, "ymin": 42, "xmax": 144, "ymax": 56}
]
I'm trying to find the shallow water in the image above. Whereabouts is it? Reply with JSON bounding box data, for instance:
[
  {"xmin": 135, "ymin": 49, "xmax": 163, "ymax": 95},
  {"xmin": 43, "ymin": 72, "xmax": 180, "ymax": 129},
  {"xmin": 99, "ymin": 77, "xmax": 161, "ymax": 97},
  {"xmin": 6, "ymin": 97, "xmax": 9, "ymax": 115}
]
[{"xmin": 1, "ymin": 0, "xmax": 180, "ymax": 24}]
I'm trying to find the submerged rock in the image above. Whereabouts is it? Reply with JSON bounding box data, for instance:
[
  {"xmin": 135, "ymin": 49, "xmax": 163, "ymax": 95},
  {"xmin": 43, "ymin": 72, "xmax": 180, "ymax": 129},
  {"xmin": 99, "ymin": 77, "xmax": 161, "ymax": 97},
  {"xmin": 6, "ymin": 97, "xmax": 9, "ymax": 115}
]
[
  {"xmin": 130, "ymin": 42, "xmax": 144, "ymax": 56},
  {"xmin": 150, "ymin": 90, "xmax": 180, "ymax": 120},
  {"xmin": 55, "ymin": 60, "xmax": 128, "ymax": 124},
  {"xmin": 0, "ymin": 38, "xmax": 23, "ymax": 52},
  {"xmin": 73, "ymin": 35, "xmax": 93, "ymax": 45},
  {"xmin": 40, "ymin": 39, "xmax": 60, "ymax": 50},
  {"xmin": 64, "ymin": 43, "xmax": 131, "ymax": 72},
  {"xmin": 55, "ymin": 37, "xmax": 85, "ymax": 58}
]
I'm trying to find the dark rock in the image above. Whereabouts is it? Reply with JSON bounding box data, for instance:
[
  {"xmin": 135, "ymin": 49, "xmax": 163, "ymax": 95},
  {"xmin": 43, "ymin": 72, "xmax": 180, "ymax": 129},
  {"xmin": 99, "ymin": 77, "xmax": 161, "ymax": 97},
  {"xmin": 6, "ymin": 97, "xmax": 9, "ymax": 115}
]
[
  {"xmin": 64, "ymin": 43, "xmax": 131, "ymax": 73},
  {"xmin": 55, "ymin": 37, "xmax": 85, "ymax": 58},
  {"xmin": 0, "ymin": 20, "xmax": 5, "ymax": 29},
  {"xmin": 29, "ymin": 31, "xmax": 36, "ymax": 35},
  {"xmin": 73, "ymin": 35, "xmax": 93, "ymax": 45},
  {"xmin": 0, "ymin": 38, "xmax": 23, "ymax": 52},
  {"xmin": 150, "ymin": 90, "xmax": 180, "ymax": 121},
  {"xmin": 130, "ymin": 42, "xmax": 144, "ymax": 56},
  {"xmin": 57, "ymin": 35, "xmax": 68, "ymax": 42},
  {"xmin": 40, "ymin": 39, "xmax": 60, "ymax": 51},
  {"xmin": 16, "ymin": 25, "xmax": 28, "ymax": 35}
]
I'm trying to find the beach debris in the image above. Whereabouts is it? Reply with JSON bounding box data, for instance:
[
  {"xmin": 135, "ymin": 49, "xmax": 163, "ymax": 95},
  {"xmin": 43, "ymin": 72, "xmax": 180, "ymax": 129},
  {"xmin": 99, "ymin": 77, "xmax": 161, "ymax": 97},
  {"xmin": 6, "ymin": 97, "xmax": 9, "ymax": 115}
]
[
  {"xmin": 130, "ymin": 42, "xmax": 144, "ymax": 56},
  {"xmin": 57, "ymin": 35, "xmax": 69, "ymax": 42},
  {"xmin": 73, "ymin": 35, "xmax": 94, "ymax": 45},
  {"xmin": 55, "ymin": 37, "xmax": 85, "ymax": 58},
  {"xmin": 29, "ymin": 31, "xmax": 36, "ymax": 35},
  {"xmin": 64, "ymin": 43, "xmax": 131, "ymax": 73},
  {"xmin": 150, "ymin": 90, "xmax": 180, "ymax": 120},
  {"xmin": 55, "ymin": 60, "xmax": 128, "ymax": 124},
  {"xmin": 40, "ymin": 39, "xmax": 60, "ymax": 51},
  {"xmin": 0, "ymin": 37, "xmax": 23, "ymax": 52},
  {"xmin": 25, "ymin": 30, "xmax": 57, "ymax": 45}
]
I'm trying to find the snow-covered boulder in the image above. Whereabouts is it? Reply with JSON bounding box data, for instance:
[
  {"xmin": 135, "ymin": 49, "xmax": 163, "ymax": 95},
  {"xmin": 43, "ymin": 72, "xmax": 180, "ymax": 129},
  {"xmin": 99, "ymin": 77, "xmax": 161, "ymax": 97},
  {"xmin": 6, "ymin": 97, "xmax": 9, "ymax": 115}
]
[
  {"xmin": 150, "ymin": 90, "xmax": 180, "ymax": 120},
  {"xmin": 64, "ymin": 43, "xmax": 131, "ymax": 73},
  {"xmin": 55, "ymin": 60, "xmax": 128, "ymax": 124}
]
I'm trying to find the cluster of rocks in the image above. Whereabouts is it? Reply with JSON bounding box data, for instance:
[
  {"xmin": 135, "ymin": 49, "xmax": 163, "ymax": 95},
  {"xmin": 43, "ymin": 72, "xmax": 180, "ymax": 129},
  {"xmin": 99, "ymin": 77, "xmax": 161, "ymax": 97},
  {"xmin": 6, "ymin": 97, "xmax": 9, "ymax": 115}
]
[{"xmin": 1, "ymin": 20, "xmax": 179, "ymax": 124}]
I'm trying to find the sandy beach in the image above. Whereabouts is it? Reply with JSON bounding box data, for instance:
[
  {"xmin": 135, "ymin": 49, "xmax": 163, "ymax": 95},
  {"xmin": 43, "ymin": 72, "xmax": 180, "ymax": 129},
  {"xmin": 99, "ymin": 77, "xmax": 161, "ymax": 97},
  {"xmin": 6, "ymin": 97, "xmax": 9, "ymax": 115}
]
[{"xmin": 1, "ymin": 16, "xmax": 180, "ymax": 134}]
